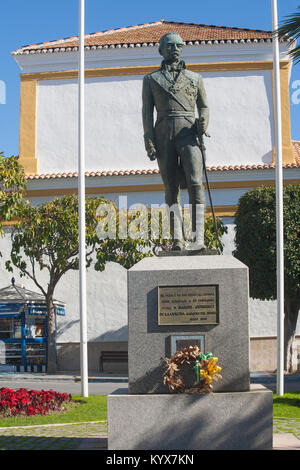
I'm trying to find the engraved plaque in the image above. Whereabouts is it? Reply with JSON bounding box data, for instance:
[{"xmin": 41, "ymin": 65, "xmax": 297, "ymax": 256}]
[
  {"xmin": 171, "ymin": 335, "xmax": 205, "ymax": 355},
  {"xmin": 158, "ymin": 285, "xmax": 219, "ymax": 325}
]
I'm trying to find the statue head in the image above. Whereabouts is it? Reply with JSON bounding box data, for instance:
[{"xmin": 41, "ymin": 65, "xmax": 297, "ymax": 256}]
[{"xmin": 158, "ymin": 32, "xmax": 184, "ymax": 62}]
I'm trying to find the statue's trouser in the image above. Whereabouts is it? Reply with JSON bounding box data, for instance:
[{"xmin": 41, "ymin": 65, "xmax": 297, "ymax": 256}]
[
  {"xmin": 188, "ymin": 184, "xmax": 205, "ymax": 249},
  {"xmin": 155, "ymin": 117, "xmax": 206, "ymax": 247},
  {"xmin": 165, "ymin": 189, "xmax": 184, "ymax": 243}
]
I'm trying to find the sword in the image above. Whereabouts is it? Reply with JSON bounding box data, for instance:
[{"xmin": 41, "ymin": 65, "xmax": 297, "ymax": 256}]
[{"xmin": 196, "ymin": 121, "xmax": 220, "ymax": 245}]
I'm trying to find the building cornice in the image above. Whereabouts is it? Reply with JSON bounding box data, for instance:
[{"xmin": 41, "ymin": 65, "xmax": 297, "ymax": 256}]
[
  {"xmin": 13, "ymin": 37, "xmax": 287, "ymax": 56},
  {"xmin": 14, "ymin": 42, "xmax": 294, "ymax": 75}
]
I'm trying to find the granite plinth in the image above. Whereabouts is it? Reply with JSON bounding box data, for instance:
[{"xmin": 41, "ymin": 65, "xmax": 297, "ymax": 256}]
[
  {"xmin": 128, "ymin": 255, "xmax": 250, "ymax": 394},
  {"xmin": 107, "ymin": 385, "xmax": 273, "ymax": 450}
]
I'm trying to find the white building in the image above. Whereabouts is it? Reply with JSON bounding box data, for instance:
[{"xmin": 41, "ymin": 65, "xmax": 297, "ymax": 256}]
[{"xmin": 1, "ymin": 21, "xmax": 299, "ymax": 372}]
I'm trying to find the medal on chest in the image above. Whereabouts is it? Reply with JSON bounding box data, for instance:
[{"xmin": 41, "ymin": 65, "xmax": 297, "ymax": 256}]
[
  {"xmin": 184, "ymin": 81, "xmax": 198, "ymax": 98},
  {"xmin": 169, "ymin": 84, "xmax": 181, "ymax": 94}
]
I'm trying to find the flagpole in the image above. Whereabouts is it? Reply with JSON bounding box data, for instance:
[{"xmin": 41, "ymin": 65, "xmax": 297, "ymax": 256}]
[
  {"xmin": 271, "ymin": 0, "xmax": 284, "ymax": 396},
  {"xmin": 78, "ymin": 0, "xmax": 88, "ymax": 397}
]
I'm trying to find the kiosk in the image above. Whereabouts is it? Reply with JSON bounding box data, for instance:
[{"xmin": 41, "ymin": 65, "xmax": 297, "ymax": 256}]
[{"xmin": 0, "ymin": 281, "xmax": 65, "ymax": 372}]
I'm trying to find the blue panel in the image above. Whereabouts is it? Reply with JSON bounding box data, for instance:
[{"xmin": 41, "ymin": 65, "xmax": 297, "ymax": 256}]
[
  {"xmin": 0, "ymin": 313, "xmax": 20, "ymax": 318},
  {"xmin": 55, "ymin": 305, "xmax": 66, "ymax": 316},
  {"xmin": 1, "ymin": 338, "xmax": 22, "ymax": 344},
  {"xmin": 27, "ymin": 306, "xmax": 47, "ymax": 315},
  {"xmin": 0, "ymin": 304, "xmax": 23, "ymax": 313},
  {"xmin": 26, "ymin": 338, "xmax": 45, "ymax": 344}
]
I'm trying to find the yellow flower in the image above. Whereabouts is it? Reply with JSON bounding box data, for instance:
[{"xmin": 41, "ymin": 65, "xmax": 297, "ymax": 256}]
[
  {"xmin": 200, "ymin": 369, "xmax": 212, "ymax": 385},
  {"xmin": 207, "ymin": 357, "xmax": 222, "ymax": 376}
]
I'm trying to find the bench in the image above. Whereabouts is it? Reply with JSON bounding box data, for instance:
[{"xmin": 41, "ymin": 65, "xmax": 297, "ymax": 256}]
[{"xmin": 99, "ymin": 350, "xmax": 128, "ymax": 372}]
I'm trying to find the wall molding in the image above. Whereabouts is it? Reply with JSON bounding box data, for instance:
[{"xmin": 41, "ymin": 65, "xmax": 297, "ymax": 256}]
[{"xmin": 24, "ymin": 177, "xmax": 299, "ymax": 199}]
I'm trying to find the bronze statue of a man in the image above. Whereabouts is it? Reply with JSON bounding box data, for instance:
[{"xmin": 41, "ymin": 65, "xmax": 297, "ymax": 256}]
[{"xmin": 142, "ymin": 32, "xmax": 209, "ymax": 251}]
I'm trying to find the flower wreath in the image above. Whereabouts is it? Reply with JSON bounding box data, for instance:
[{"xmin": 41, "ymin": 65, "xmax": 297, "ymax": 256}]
[{"xmin": 163, "ymin": 345, "xmax": 222, "ymax": 394}]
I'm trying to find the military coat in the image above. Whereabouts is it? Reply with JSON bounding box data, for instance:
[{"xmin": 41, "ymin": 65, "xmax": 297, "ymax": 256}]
[{"xmin": 142, "ymin": 61, "xmax": 209, "ymax": 190}]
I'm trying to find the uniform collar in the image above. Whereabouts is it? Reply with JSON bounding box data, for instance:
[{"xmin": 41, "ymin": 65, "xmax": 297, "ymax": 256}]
[{"xmin": 160, "ymin": 59, "xmax": 186, "ymax": 73}]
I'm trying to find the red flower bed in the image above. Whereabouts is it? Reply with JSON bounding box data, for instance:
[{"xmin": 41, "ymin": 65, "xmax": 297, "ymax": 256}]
[{"xmin": 0, "ymin": 387, "xmax": 72, "ymax": 417}]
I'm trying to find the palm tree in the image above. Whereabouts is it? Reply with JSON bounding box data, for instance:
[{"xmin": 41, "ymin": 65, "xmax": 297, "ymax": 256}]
[{"xmin": 274, "ymin": 6, "xmax": 300, "ymax": 65}]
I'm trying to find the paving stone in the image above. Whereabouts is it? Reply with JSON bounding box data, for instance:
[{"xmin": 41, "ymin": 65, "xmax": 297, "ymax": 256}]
[
  {"xmin": 0, "ymin": 421, "xmax": 107, "ymax": 450},
  {"xmin": 0, "ymin": 419, "xmax": 299, "ymax": 450},
  {"xmin": 273, "ymin": 418, "xmax": 300, "ymax": 439}
]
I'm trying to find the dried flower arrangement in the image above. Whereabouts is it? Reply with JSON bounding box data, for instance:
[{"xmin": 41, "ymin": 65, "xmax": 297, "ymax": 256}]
[{"xmin": 163, "ymin": 345, "xmax": 222, "ymax": 394}]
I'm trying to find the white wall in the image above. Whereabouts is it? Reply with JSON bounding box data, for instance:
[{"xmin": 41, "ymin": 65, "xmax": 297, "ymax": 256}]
[
  {"xmin": 203, "ymin": 70, "xmax": 274, "ymax": 166},
  {"xmin": 36, "ymin": 75, "xmax": 153, "ymax": 174},
  {"xmin": 36, "ymin": 70, "xmax": 274, "ymax": 174}
]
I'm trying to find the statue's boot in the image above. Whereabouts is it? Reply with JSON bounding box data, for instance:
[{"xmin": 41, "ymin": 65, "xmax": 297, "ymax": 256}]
[
  {"xmin": 171, "ymin": 238, "xmax": 185, "ymax": 251},
  {"xmin": 170, "ymin": 203, "xmax": 185, "ymax": 251}
]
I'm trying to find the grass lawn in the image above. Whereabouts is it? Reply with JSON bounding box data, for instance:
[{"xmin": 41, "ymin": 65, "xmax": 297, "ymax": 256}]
[
  {"xmin": 273, "ymin": 391, "xmax": 300, "ymax": 418},
  {"xmin": 0, "ymin": 391, "xmax": 299, "ymax": 428},
  {"xmin": 0, "ymin": 394, "xmax": 107, "ymax": 427}
]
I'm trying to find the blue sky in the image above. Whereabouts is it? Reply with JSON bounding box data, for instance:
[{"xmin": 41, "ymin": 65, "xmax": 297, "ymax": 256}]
[{"xmin": 0, "ymin": 0, "xmax": 299, "ymax": 157}]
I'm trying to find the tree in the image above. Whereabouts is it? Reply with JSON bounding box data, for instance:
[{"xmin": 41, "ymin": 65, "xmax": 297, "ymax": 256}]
[
  {"xmin": 5, "ymin": 195, "xmax": 156, "ymax": 372},
  {"xmin": 274, "ymin": 6, "xmax": 300, "ymax": 65},
  {"xmin": 0, "ymin": 153, "xmax": 27, "ymax": 240},
  {"xmin": 233, "ymin": 185, "xmax": 300, "ymax": 372},
  {"xmin": 5, "ymin": 195, "xmax": 106, "ymax": 372}
]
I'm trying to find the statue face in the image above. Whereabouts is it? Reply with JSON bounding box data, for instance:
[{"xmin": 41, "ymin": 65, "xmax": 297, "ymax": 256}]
[{"xmin": 159, "ymin": 34, "xmax": 184, "ymax": 62}]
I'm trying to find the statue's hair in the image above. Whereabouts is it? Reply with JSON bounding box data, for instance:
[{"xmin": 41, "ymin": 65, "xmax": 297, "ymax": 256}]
[{"xmin": 158, "ymin": 32, "xmax": 184, "ymax": 55}]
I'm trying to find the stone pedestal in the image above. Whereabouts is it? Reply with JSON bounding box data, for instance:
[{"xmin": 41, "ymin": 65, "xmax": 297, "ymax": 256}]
[
  {"xmin": 107, "ymin": 385, "xmax": 273, "ymax": 450},
  {"xmin": 128, "ymin": 255, "xmax": 250, "ymax": 393},
  {"xmin": 107, "ymin": 255, "xmax": 273, "ymax": 450}
]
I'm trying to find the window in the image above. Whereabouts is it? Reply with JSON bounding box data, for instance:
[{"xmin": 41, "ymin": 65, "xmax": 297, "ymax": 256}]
[
  {"xmin": 0, "ymin": 318, "xmax": 22, "ymax": 339},
  {"xmin": 25, "ymin": 317, "xmax": 45, "ymax": 338}
]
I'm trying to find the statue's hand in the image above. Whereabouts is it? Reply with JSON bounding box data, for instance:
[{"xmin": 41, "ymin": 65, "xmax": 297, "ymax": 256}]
[
  {"xmin": 144, "ymin": 136, "xmax": 157, "ymax": 161},
  {"xmin": 198, "ymin": 118, "xmax": 207, "ymax": 135},
  {"xmin": 147, "ymin": 148, "xmax": 157, "ymax": 161}
]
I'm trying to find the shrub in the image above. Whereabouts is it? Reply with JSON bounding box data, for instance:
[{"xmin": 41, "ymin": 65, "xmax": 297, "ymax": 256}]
[
  {"xmin": 234, "ymin": 184, "xmax": 300, "ymax": 372},
  {"xmin": 0, "ymin": 387, "xmax": 72, "ymax": 418}
]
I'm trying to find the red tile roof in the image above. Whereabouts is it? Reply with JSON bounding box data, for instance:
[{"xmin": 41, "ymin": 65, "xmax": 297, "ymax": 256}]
[
  {"xmin": 13, "ymin": 20, "xmax": 279, "ymax": 55},
  {"xmin": 26, "ymin": 161, "xmax": 300, "ymax": 181}
]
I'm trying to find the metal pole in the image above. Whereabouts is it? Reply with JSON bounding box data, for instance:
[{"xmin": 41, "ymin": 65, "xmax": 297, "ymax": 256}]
[
  {"xmin": 271, "ymin": 0, "xmax": 284, "ymax": 396},
  {"xmin": 78, "ymin": 0, "xmax": 88, "ymax": 397}
]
